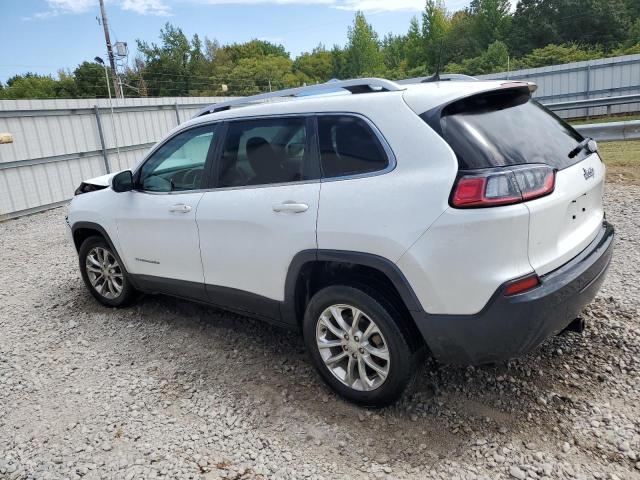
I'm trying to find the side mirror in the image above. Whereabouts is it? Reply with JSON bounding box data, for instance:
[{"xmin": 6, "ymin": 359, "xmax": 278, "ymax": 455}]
[{"xmin": 112, "ymin": 170, "xmax": 134, "ymax": 193}]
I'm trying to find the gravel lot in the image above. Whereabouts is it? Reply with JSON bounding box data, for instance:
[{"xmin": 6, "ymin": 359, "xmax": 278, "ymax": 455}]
[{"xmin": 1, "ymin": 184, "xmax": 639, "ymax": 480}]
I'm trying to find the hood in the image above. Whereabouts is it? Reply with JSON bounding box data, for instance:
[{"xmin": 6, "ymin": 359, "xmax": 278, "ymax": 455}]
[{"xmin": 82, "ymin": 172, "xmax": 118, "ymax": 187}]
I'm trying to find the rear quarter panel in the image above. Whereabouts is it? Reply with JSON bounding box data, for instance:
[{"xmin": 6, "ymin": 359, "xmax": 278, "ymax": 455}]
[{"xmin": 316, "ymin": 95, "xmax": 457, "ymax": 263}]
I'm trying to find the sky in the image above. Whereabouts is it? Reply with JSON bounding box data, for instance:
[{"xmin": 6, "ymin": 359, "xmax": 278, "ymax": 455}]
[{"xmin": 0, "ymin": 0, "xmax": 479, "ymax": 83}]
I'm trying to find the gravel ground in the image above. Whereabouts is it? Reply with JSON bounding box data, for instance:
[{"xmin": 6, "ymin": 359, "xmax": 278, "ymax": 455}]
[{"xmin": 1, "ymin": 184, "xmax": 639, "ymax": 480}]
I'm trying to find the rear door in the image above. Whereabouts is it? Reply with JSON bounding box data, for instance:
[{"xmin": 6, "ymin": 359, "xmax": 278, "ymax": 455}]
[
  {"xmin": 433, "ymin": 88, "xmax": 605, "ymax": 274},
  {"xmin": 196, "ymin": 116, "xmax": 320, "ymax": 318}
]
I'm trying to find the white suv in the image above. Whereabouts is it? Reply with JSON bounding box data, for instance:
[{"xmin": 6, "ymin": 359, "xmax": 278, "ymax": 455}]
[{"xmin": 67, "ymin": 78, "xmax": 614, "ymax": 406}]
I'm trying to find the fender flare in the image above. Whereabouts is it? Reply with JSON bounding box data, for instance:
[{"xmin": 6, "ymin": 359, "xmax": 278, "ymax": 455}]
[
  {"xmin": 281, "ymin": 249, "xmax": 424, "ymax": 325},
  {"xmin": 70, "ymin": 221, "xmax": 134, "ymax": 279}
]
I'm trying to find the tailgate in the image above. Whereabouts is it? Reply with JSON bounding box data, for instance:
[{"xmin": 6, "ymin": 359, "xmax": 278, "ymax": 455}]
[{"xmin": 526, "ymin": 153, "xmax": 605, "ymax": 275}]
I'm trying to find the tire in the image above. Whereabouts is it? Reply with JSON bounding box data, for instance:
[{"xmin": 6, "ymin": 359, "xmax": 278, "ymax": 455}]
[
  {"xmin": 78, "ymin": 236, "xmax": 137, "ymax": 308},
  {"xmin": 303, "ymin": 285, "xmax": 417, "ymax": 407}
]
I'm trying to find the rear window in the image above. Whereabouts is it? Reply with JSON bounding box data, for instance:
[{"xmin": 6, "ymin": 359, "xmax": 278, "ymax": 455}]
[{"xmin": 427, "ymin": 90, "xmax": 588, "ymax": 170}]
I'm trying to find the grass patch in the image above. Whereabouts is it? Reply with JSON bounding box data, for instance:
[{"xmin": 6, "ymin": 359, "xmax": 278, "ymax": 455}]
[
  {"xmin": 570, "ymin": 114, "xmax": 640, "ymax": 125},
  {"xmin": 598, "ymin": 140, "xmax": 640, "ymax": 185}
]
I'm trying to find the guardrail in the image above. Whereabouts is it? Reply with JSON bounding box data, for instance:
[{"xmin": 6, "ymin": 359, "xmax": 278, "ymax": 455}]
[
  {"xmin": 574, "ymin": 120, "xmax": 640, "ymax": 142},
  {"xmin": 545, "ymin": 94, "xmax": 640, "ymax": 112}
]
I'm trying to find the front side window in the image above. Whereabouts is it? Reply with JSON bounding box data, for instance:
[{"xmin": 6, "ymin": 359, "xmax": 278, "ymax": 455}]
[
  {"xmin": 217, "ymin": 117, "xmax": 313, "ymax": 188},
  {"xmin": 318, "ymin": 115, "xmax": 389, "ymax": 178},
  {"xmin": 139, "ymin": 124, "xmax": 217, "ymax": 192}
]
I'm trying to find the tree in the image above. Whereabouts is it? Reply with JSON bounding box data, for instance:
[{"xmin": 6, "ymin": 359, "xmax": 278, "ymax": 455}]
[
  {"xmin": 422, "ymin": 0, "xmax": 450, "ymax": 73},
  {"xmin": 137, "ymin": 23, "xmax": 191, "ymax": 96},
  {"xmin": 404, "ymin": 16, "xmax": 425, "ymax": 71},
  {"xmin": 74, "ymin": 61, "xmax": 110, "ymax": 97},
  {"xmin": 445, "ymin": 40, "xmax": 509, "ymax": 75},
  {"xmin": 510, "ymin": 0, "xmax": 631, "ymax": 55},
  {"xmin": 293, "ymin": 45, "xmax": 334, "ymax": 83},
  {"xmin": 381, "ymin": 33, "xmax": 408, "ymax": 78},
  {"xmin": 342, "ymin": 12, "xmax": 385, "ymax": 77},
  {"xmin": 515, "ymin": 43, "xmax": 603, "ymax": 68},
  {"xmin": 470, "ymin": 0, "xmax": 512, "ymax": 49},
  {"xmin": 446, "ymin": 10, "xmax": 483, "ymax": 65},
  {"xmin": 509, "ymin": 0, "xmax": 564, "ymax": 55},
  {"xmin": 225, "ymin": 55, "xmax": 300, "ymax": 95},
  {"xmin": 625, "ymin": 18, "xmax": 640, "ymax": 48},
  {"xmin": 1, "ymin": 74, "xmax": 58, "ymax": 99}
]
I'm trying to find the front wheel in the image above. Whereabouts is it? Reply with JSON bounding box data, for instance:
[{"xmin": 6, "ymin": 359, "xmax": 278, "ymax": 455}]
[
  {"xmin": 303, "ymin": 285, "xmax": 418, "ymax": 407},
  {"xmin": 78, "ymin": 236, "xmax": 137, "ymax": 307}
]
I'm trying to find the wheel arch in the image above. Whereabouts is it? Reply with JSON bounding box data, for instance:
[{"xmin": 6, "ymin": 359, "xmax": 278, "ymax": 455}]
[
  {"xmin": 282, "ymin": 250, "xmax": 426, "ymax": 350},
  {"xmin": 71, "ymin": 222, "xmax": 116, "ymax": 253}
]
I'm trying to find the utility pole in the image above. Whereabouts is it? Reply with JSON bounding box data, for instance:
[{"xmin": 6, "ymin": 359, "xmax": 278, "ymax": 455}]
[{"xmin": 98, "ymin": 0, "xmax": 122, "ymax": 98}]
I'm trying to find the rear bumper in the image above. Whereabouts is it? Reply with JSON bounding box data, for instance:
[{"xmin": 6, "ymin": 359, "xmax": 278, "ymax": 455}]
[{"xmin": 416, "ymin": 221, "xmax": 614, "ymax": 365}]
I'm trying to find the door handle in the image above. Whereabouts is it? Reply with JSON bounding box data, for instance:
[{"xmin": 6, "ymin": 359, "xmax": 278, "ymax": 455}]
[
  {"xmin": 169, "ymin": 204, "xmax": 192, "ymax": 213},
  {"xmin": 272, "ymin": 202, "xmax": 309, "ymax": 213}
]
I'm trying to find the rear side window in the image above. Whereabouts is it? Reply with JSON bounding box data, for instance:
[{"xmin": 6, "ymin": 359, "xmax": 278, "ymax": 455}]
[
  {"xmin": 318, "ymin": 115, "xmax": 389, "ymax": 178},
  {"xmin": 218, "ymin": 117, "xmax": 315, "ymax": 188},
  {"xmin": 428, "ymin": 90, "xmax": 587, "ymax": 170}
]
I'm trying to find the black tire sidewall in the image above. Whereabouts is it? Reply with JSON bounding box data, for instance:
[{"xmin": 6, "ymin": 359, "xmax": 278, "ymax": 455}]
[
  {"xmin": 78, "ymin": 236, "xmax": 135, "ymax": 308},
  {"xmin": 303, "ymin": 285, "xmax": 415, "ymax": 407}
]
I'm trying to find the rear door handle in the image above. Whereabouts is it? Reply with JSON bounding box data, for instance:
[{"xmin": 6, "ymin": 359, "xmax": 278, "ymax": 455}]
[
  {"xmin": 169, "ymin": 204, "xmax": 192, "ymax": 213},
  {"xmin": 272, "ymin": 202, "xmax": 309, "ymax": 213}
]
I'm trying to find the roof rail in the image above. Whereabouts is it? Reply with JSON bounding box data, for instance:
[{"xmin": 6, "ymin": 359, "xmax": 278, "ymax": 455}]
[
  {"xmin": 195, "ymin": 78, "xmax": 404, "ymax": 117},
  {"xmin": 396, "ymin": 74, "xmax": 478, "ymax": 84}
]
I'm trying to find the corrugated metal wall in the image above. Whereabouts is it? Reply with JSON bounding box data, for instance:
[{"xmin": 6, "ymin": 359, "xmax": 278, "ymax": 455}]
[
  {"xmin": 479, "ymin": 53, "xmax": 640, "ymax": 118},
  {"xmin": 0, "ymin": 97, "xmax": 231, "ymax": 220}
]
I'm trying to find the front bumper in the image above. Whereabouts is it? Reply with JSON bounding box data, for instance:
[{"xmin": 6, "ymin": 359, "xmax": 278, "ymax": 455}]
[{"xmin": 417, "ymin": 221, "xmax": 614, "ymax": 365}]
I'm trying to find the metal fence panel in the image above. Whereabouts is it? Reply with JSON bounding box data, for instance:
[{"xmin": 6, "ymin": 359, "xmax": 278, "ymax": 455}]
[
  {"xmin": 479, "ymin": 54, "xmax": 640, "ymax": 118},
  {"xmin": 0, "ymin": 96, "xmax": 230, "ymax": 220}
]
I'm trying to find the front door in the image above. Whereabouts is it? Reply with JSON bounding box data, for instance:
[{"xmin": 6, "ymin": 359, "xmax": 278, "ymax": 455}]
[
  {"xmin": 196, "ymin": 116, "xmax": 320, "ymax": 319},
  {"xmin": 114, "ymin": 123, "xmax": 219, "ymax": 294}
]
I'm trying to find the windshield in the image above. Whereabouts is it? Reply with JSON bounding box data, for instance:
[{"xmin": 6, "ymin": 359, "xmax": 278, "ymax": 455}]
[{"xmin": 429, "ymin": 90, "xmax": 588, "ymax": 170}]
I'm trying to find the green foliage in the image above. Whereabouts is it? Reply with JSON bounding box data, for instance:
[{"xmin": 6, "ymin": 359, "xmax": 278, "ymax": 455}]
[
  {"xmin": 74, "ymin": 62, "xmax": 109, "ymax": 97},
  {"xmin": 469, "ymin": 0, "xmax": 511, "ymax": 49},
  {"xmin": 510, "ymin": 0, "xmax": 632, "ymax": 56},
  {"xmin": 626, "ymin": 19, "xmax": 640, "ymax": 48},
  {"xmin": 445, "ymin": 40, "xmax": 509, "ymax": 75},
  {"xmin": 514, "ymin": 43, "xmax": 603, "ymax": 69},
  {"xmin": 222, "ymin": 55, "xmax": 301, "ymax": 95},
  {"xmin": 422, "ymin": 0, "xmax": 450, "ymax": 72},
  {"xmin": 1, "ymin": 74, "xmax": 58, "ymax": 99},
  {"xmin": 3, "ymin": 0, "xmax": 640, "ymax": 100},
  {"xmin": 342, "ymin": 11, "xmax": 385, "ymax": 77},
  {"xmin": 293, "ymin": 45, "xmax": 334, "ymax": 83}
]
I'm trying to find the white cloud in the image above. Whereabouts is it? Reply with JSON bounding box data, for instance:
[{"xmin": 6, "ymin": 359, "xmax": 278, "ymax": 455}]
[
  {"xmin": 189, "ymin": 0, "xmax": 473, "ymax": 12},
  {"xmin": 334, "ymin": 0, "xmax": 423, "ymax": 12},
  {"xmin": 121, "ymin": 0, "xmax": 173, "ymax": 15},
  {"xmin": 26, "ymin": 0, "xmax": 172, "ymax": 19},
  {"xmin": 25, "ymin": 0, "xmax": 488, "ymax": 19},
  {"xmin": 46, "ymin": 0, "xmax": 96, "ymax": 13}
]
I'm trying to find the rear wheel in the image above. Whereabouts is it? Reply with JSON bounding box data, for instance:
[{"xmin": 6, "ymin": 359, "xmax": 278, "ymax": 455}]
[
  {"xmin": 79, "ymin": 236, "xmax": 137, "ymax": 307},
  {"xmin": 303, "ymin": 285, "xmax": 417, "ymax": 407}
]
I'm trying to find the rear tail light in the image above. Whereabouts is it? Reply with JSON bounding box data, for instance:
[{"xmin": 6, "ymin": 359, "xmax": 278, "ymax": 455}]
[
  {"xmin": 504, "ymin": 274, "xmax": 540, "ymax": 296},
  {"xmin": 451, "ymin": 164, "xmax": 555, "ymax": 208}
]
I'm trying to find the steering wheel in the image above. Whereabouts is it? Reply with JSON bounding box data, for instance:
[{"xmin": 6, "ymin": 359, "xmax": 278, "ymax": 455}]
[{"xmin": 182, "ymin": 167, "xmax": 203, "ymax": 189}]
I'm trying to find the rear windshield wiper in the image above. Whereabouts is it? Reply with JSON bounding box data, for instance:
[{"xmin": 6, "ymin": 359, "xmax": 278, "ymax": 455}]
[{"xmin": 568, "ymin": 137, "xmax": 597, "ymax": 158}]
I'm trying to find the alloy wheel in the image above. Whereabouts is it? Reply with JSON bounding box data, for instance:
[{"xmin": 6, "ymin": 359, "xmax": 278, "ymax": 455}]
[
  {"xmin": 316, "ymin": 304, "xmax": 390, "ymax": 391},
  {"xmin": 85, "ymin": 247, "xmax": 123, "ymax": 299}
]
